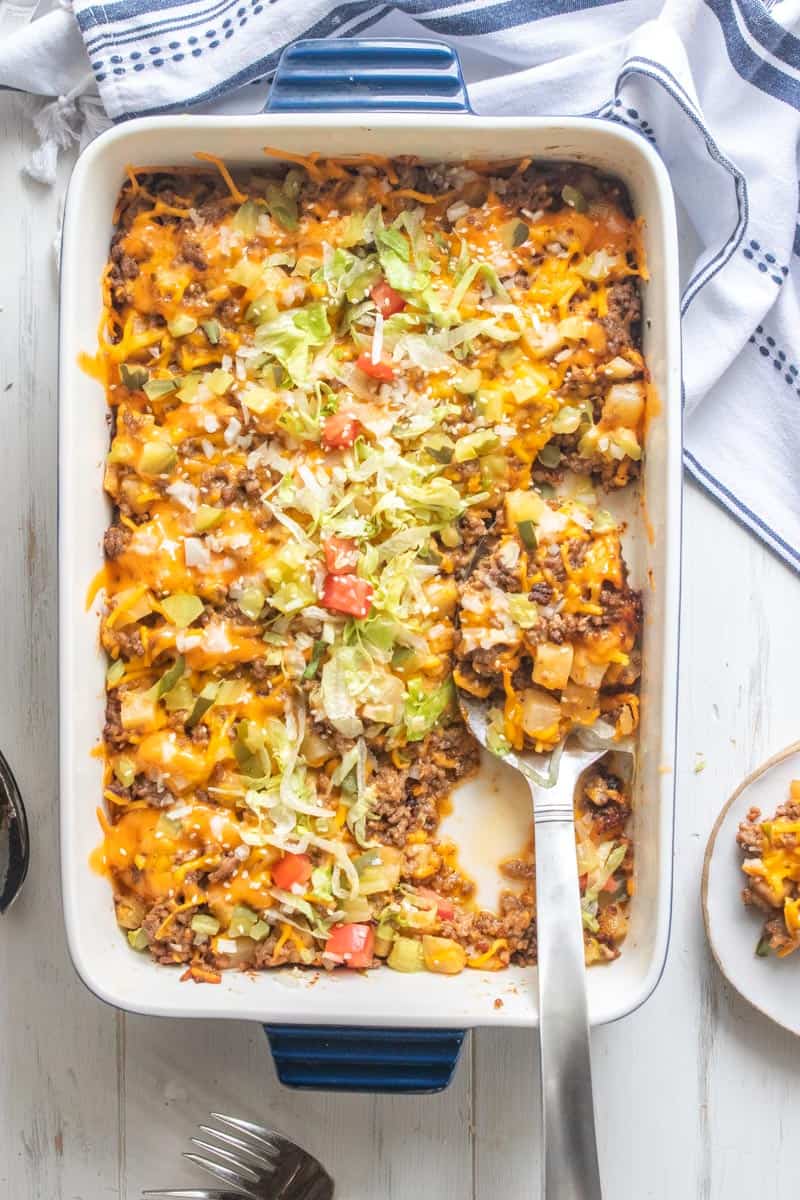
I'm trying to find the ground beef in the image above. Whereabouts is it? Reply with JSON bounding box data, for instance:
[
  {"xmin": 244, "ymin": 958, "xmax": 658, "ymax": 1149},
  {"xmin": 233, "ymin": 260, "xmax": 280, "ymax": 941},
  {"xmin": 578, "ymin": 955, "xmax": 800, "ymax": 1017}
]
[
  {"xmin": 501, "ymin": 858, "xmax": 535, "ymax": 881},
  {"xmin": 113, "ymin": 628, "xmax": 144, "ymax": 659},
  {"xmin": 736, "ymin": 818, "xmax": 766, "ymax": 857},
  {"xmin": 367, "ymin": 721, "xmax": 480, "ymax": 847},
  {"xmin": 597, "ymin": 903, "xmax": 627, "ymax": 949},
  {"xmin": 217, "ymin": 297, "xmax": 239, "ymax": 324},
  {"xmin": 530, "ymin": 581, "xmax": 553, "ymax": 604},
  {"xmin": 471, "ymin": 892, "xmax": 537, "ymax": 965},
  {"xmin": 592, "ymin": 801, "xmax": 631, "ymax": 836},
  {"xmin": 600, "ymin": 279, "xmax": 642, "ymax": 357},
  {"xmin": 253, "ymin": 930, "xmax": 313, "ymax": 969},
  {"xmin": 459, "ymin": 508, "xmax": 492, "ymax": 549},
  {"xmin": 207, "ymin": 852, "xmax": 239, "ymax": 884},
  {"xmin": 103, "ymin": 695, "xmax": 128, "ymax": 748},
  {"xmin": 599, "ymin": 582, "xmax": 642, "ymax": 634},
  {"xmin": 763, "ymin": 913, "xmax": 796, "ymax": 954},
  {"xmin": 181, "ymin": 238, "xmax": 208, "ymax": 270},
  {"xmin": 560, "ymin": 449, "xmax": 639, "ymax": 490},
  {"xmin": 131, "ymin": 775, "xmax": 171, "ymax": 808},
  {"xmin": 584, "ymin": 770, "xmax": 625, "ymax": 809},
  {"xmin": 103, "ymin": 525, "xmax": 130, "ymax": 559},
  {"xmin": 221, "ymin": 468, "xmax": 261, "ymax": 504},
  {"xmin": 142, "ymin": 902, "xmax": 196, "ymax": 963}
]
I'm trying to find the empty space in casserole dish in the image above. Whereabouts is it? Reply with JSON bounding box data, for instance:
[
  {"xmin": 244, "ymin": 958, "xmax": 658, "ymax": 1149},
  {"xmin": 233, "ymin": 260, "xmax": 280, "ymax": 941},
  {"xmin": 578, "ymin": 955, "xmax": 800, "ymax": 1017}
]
[{"xmin": 60, "ymin": 116, "xmax": 681, "ymax": 1028}]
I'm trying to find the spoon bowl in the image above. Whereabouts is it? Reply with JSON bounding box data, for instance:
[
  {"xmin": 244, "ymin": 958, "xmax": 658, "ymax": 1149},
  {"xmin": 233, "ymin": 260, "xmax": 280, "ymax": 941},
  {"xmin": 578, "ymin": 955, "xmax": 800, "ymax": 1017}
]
[{"xmin": 0, "ymin": 749, "xmax": 29, "ymax": 913}]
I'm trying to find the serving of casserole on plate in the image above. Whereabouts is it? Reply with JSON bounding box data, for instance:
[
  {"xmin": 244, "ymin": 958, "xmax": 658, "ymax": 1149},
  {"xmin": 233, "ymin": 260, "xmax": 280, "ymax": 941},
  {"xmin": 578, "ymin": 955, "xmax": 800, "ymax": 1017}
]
[
  {"xmin": 703, "ymin": 743, "xmax": 800, "ymax": 1037},
  {"xmin": 60, "ymin": 116, "xmax": 680, "ymax": 1029}
]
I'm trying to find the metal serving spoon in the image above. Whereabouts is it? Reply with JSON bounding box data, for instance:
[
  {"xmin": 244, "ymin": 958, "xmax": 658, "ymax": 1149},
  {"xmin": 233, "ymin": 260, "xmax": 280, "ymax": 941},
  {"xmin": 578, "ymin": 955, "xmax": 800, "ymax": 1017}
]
[
  {"xmin": 459, "ymin": 691, "xmax": 608, "ymax": 1200},
  {"xmin": 0, "ymin": 749, "xmax": 29, "ymax": 913}
]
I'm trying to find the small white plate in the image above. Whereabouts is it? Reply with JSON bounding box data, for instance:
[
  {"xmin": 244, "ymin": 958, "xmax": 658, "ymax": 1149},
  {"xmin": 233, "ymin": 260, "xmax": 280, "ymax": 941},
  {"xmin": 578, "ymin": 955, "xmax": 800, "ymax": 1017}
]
[{"xmin": 703, "ymin": 742, "xmax": 800, "ymax": 1035}]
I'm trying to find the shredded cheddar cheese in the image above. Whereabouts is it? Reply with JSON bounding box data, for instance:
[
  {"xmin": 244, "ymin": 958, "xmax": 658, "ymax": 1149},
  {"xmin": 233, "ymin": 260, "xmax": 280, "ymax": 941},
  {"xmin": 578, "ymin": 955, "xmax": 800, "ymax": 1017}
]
[{"xmin": 92, "ymin": 153, "xmax": 644, "ymax": 981}]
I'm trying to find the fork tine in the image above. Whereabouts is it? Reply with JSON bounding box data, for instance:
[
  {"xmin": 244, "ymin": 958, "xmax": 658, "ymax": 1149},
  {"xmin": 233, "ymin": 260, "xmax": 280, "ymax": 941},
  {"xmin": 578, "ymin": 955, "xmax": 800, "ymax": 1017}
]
[
  {"xmin": 188, "ymin": 1139, "xmax": 261, "ymax": 1181},
  {"xmin": 142, "ymin": 1192, "xmax": 242, "ymax": 1199},
  {"xmin": 210, "ymin": 1113, "xmax": 300, "ymax": 1157},
  {"xmin": 183, "ymin": 1152, "xmax": 262, "ymax": 1200},
  {"xmin": 198, "ymin": 1123, "xmax": 278, "ymax": 1168}
]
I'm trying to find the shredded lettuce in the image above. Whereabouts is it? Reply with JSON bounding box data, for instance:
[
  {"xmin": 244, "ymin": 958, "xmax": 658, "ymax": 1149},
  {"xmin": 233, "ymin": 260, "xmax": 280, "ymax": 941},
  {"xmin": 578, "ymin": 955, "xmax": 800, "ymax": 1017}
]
[
  {"xmin": 320, "ymin": 646, "xmax": 366, "ymax": 737},
  {"xmin": 404, "ymin": 677, "xmax": 454, "ymax": 742},
  {"xmin": 486, "ymin": 706, "xmax": 512, "ymax": 757},
  {"xmin": 254, "ymin": 302, "xmax": 331, "ymax": 384}
]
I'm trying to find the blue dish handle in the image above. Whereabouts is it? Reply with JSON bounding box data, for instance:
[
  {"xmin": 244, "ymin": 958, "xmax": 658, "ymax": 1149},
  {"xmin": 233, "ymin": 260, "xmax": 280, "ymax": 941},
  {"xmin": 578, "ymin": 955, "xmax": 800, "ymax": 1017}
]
[
  {"xmin": 264, "ymin": 1025, "xmax": 466, "ymax": 1093},
  {"xmin": 264, "ymin": 37, "xmax": 472, "ymax": 113},
  {"xmin": 262, "ymin": 34, "xmax": 469, "ymax": 1095}
]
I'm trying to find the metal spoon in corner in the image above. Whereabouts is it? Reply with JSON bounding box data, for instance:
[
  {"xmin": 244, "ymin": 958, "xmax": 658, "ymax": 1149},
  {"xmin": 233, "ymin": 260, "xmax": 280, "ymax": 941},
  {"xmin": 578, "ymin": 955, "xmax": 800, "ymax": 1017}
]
[{"xmin": 0, "ymin": 749, "xmax": 29, "ymax": 913}]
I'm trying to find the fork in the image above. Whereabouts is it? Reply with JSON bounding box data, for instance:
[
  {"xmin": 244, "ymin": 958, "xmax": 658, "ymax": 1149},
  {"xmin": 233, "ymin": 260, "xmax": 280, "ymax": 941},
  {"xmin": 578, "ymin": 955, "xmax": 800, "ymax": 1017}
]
[
  {"xmin": 459, "ymin": 692, "xmax": 613, "ymax": 1200},
  {"xmin": 143, "ymin": 1113, "xmax": 334, "ymax": 1200}
]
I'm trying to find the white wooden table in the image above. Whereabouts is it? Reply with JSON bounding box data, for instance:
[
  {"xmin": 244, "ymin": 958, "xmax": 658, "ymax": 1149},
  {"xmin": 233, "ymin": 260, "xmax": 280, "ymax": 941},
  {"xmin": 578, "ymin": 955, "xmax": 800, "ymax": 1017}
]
[{"xmin": 2, "ymin": 92, "xmax": 799, "ymax": 1200}]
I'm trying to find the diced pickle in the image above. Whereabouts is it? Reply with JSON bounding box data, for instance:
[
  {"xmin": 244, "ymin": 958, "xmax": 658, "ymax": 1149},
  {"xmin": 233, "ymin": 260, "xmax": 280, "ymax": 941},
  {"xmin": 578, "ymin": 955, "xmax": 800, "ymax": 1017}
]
[
  {"xmin": 139, "ymin": 440, "xmax": 177, "ymax": 476},
  {"xmin": 106, "ymin": 658, "xmax": 125, "ymax": 686},
  {"xmin": 453, "ymin": 367, "xmax": 482, "ymax": 395},
  {"xmin": 120, "ymin": 363, "xmax": 148, "ymax": 390},
  {"xmin": 152, "ymin": 654, "xmax": 186, "ymax": 698},
  {"xmin": 161, "ymin": 593, "xmax": 204, "ymax": 629},
  {"xmin": 561, "ymin": 184, "xmax": 588, "ymax": 212},
  {"xmin": 143, "ymin": 377, "xmax": 178, "ymax": 401},
  {"xmin": 167, "ymin": 314, "xmax": 198, "ymax": 338},
  {"xmin": 186, "ymin": 682, "xmax": 219, "ymax": 729},
  {"xmin": 113, "ymin": 755, "xmax": 136, "ymax": 788},
  {"xmin": 228, "ymin": 905, "xmax": 259, "ymax": 937},
  {"xmin": 191, "ymin": 913, "xmax": 221, "ymax": 937},
  {"xmin": 215, "ymin": 679, "xmax": 248, "ymax": 706},
  {"xmin": 387, "ymin": 936, "xmax": 425, "ymax": 972},
  {"xmin": 453, "ymin": 430, "xmax": 500, "ymax": 464},
  {"xmin": 237, "ymin": 586, "xmax": 266, "ymax": 621},
  {"xmin": 374, "ymin": 921, "xmax": 395, "ymax": 957},
  {"xmin": 355, "ymin": 846, "xmax": 402, "ymax": 896},
  {"xmin": 341, "ymin": 895, "xmax": 373, "ymax": 924},
  {"xmin": 127, "ymin": 928, "xmax": 150, "ymax": 951},
  {"xmin": 194, "ymin": 505, "xmax": 224, "ymax": 533},
  {"xmin": 501, "ymin": 218, "xmax": 529, "ymax": 249},
  {"xmin": 207, "ymin": 368, "xmax": 234, "ymax": 395},
  {"xmin": 163, "ymin": 677, "xmax": 193, "ymax": 713}
]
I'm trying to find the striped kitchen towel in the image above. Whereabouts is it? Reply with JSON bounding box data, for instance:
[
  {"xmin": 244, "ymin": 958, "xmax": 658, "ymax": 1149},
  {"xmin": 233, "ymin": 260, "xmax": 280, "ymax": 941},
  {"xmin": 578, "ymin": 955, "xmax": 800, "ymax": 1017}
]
[{"xmin": 3, "ymin": 0, "xmax": 800, "ymax": 570}]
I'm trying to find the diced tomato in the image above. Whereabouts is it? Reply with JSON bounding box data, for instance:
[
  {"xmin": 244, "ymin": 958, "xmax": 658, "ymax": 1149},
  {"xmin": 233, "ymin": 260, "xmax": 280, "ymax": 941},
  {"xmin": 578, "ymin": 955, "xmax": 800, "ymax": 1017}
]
[
  {"xmin": 324, "ymin": 923, "xmax": 375, "ymax": 969},
  {"xmin": 602, "ymin": 875, "xmax": 620, "ymax": 894},
  {"xmin": 371, "ymin": 280, "xmax": 406, "ymax": 318},
  {"xmin": 355, "ymin": 351, "xmax": 395, "ymax": 382},
  {"xmin": 323, "ymin": 536, "xmax": 359, "ymax": 576},
  {"xmin": 418, "ymin": 887, "xmax": 454, "ymax": 921},
  {"xmin": 271, "ymin": 853, "xmax": 313, "ymax": 891},
  {"xmin": 321, "ymin": 574, "xmax": 373, "ymax": 619},
  {"xmin": 579, "ymin": 873, "xmax": 588, "ymax": 890},
  {"xmin": 322, "ymin": 412, "xmax": 361, "ymax": 449}
]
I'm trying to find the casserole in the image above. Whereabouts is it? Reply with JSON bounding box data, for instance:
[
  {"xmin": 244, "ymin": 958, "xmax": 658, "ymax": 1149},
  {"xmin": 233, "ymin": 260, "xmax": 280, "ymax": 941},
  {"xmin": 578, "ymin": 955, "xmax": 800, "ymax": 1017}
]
[{"xmin": 60, "ymin": 40, "xmax": 681, "ymax": 1069}]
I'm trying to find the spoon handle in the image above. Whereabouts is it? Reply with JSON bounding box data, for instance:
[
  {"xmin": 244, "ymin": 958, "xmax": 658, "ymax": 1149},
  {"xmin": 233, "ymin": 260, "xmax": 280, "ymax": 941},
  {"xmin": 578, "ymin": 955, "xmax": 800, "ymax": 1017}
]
[{"xmin": 533, "ymin": 778, "xmax": 603, "ymax": 1200}]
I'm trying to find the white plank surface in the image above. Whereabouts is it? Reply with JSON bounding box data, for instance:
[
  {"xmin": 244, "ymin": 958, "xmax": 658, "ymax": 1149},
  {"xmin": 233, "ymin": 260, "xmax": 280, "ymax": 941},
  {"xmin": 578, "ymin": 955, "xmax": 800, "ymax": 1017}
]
[{"xmin": 2, "ymin": 92, "xmax": 800, "ymax": 1199}]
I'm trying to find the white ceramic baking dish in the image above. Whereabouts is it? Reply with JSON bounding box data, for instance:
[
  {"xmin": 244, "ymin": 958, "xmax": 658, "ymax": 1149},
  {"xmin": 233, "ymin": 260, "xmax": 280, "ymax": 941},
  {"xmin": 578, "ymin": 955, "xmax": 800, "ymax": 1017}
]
[{"xmin": 59, "ymin": 42, "xmax": 682, "ymax": 1049}]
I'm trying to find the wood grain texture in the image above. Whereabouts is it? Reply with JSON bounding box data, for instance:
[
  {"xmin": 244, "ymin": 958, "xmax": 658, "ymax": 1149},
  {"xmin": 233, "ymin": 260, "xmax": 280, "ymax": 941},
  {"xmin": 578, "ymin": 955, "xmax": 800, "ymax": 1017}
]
[{"xmin": 3, "ymin": 92, "xmax": 800, "ymax": 1199}]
